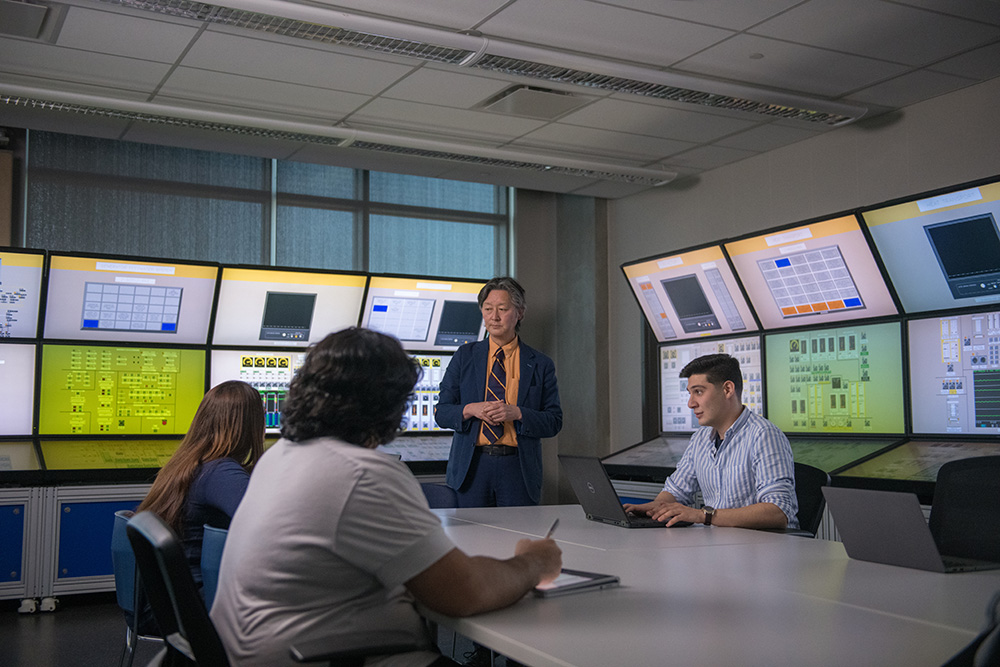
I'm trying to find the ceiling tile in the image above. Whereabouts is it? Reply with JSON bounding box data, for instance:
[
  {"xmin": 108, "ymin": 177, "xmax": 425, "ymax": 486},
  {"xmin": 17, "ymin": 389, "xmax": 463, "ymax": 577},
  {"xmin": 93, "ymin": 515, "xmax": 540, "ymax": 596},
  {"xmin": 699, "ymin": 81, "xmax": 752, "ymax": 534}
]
[
  {"xmin": 594, "ymin": 0, "xmax": 801, "ymax": 31},
  {"xmin": 714, "ymin": 123, "xmax": 821, "ymax": 152},
  {"xmin": 307, "ymin": 0, "xmax": 511, "ymax": 30},
  {"xmin": 931, "ymin": 42, "xmax": 1000, "ymax": 81},
  {"xmin": 157, "ymin": 68, "xmax": 369, "ymax": 120},
  {"xmin": 514, "ymin": 124, "xmax": 695, "ymax": 161},
  {"xmin": 0, "ymin": 36, "xmax": 170, "ymax": 92},
  {"xmin": 892, "ymin": 0, "xmax": 1000, "ymax": 26},
  {"xmin": 560, "ymin": 98, "xmax": 758, "ymax": 143},
  {"xmin": 480, "ymin": 0, "xmax": 733, "ymax": 67},
  {"xmin": 848, "ymin": 69, "xmax": 979, "ymax": 108},
  {"xmin": 381, "ymin": 68, "xmax": 512, "ymax": 108},
  {"xmin": 350, "ymin": 98, "xmax": 546, "ymax": 140},
  {"xmin": 662, "ymin": 144, "xmax": 758, "ymax": 170},
  {"xmin": 56, "ymin": 6, "xmax": 198, "ymax": 62},
  {"xmin": 676, "ymin": 34, "xmax": 910, "ymax": 97},
  {"xmin": 750, "ymin": 0, "xmax": 1000, "ymax": 66},
  {"xmin": 180, "ymin": 30, "xmax": 416, "ymax": 95}
]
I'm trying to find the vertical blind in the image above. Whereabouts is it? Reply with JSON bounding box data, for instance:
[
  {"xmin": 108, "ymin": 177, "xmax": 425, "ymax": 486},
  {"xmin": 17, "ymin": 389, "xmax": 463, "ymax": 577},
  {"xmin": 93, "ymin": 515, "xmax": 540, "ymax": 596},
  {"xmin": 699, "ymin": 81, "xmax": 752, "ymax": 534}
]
[{"xmin": 25, "ymin": 131, "xmax": 509, "ymax": 279}]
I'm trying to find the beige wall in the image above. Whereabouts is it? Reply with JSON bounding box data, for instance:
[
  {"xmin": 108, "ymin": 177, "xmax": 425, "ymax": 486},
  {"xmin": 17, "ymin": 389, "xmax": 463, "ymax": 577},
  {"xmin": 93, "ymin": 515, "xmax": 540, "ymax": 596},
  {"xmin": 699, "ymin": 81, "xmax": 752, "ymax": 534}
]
[{"xmin": 607, "ymin": 77, "xmax": 1000, "ymax": 451}]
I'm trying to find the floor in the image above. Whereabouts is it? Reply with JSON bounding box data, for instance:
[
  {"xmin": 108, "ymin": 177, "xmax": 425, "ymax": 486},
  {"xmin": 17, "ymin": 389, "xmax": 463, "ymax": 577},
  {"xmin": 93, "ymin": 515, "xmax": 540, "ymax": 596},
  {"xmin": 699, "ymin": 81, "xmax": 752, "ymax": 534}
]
[{"xmin": 0, "ymin": 593, "xmax": 503, "ymax": 666}]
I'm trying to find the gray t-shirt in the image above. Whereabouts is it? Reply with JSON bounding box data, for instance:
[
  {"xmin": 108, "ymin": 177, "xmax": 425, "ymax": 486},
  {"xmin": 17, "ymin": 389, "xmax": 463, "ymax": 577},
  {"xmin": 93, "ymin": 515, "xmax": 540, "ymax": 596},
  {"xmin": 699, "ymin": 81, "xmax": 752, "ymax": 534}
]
[{"xmin": 210, "ymin": 437, "xmax": 456, "ymax": 667}]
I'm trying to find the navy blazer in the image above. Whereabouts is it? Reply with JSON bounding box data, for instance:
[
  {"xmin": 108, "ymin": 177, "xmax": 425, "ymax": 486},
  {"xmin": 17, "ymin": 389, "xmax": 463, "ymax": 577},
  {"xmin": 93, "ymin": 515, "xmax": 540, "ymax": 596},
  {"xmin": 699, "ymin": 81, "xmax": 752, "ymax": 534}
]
[{"xmin": 435, "ymin": 338, "xmax": 562, "ymax": 503}]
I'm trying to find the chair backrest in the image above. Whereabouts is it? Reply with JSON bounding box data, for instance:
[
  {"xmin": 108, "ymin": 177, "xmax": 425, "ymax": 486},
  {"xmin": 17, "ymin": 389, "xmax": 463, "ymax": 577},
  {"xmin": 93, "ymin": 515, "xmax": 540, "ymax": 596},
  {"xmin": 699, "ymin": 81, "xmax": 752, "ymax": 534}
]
[
  {"xmin": 793, "ymin": 462, "xmax": 831, "ymax": 536},
  {"xmin": 111, "ymin": 510, "xmax": 137, "ymax": 616},
  {"xmin": 930, "ymin": 456, "xmax": 1000, "ymax": 562},
  {"xmin": 200, "ymin": 525, "xmax": 228, "ymax": 611},
  {"xmin": 126, "ymin": 511, "xmax": 230, "ymax": 666},
  {"xmin": 420, "ymin": 482, "xmax": 459, "ymax": 509}
]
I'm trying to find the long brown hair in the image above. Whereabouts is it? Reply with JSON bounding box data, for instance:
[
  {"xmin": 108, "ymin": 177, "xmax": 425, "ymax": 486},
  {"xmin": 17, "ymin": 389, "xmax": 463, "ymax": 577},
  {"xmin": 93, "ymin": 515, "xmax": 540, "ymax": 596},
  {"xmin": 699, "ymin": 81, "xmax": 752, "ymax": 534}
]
[{"xmin": 137, "ymin": 380, "xmax": 266, "ymax": 534}]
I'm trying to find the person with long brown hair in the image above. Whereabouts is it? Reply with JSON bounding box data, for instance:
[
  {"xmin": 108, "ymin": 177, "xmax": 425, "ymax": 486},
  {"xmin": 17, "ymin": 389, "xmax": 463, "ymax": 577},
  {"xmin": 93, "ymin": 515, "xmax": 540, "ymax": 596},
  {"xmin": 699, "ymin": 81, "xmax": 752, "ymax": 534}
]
[{"xmin": 137, "ymin": 379, "xmax": 265, "ymax": 588}]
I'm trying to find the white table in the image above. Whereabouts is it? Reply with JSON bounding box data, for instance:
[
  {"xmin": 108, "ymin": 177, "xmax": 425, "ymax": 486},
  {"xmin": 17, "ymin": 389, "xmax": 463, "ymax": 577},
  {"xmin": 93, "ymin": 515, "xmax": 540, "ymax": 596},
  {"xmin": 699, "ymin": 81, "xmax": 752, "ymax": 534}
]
[{"xmin": 426, "ymin": 505, "xmax": 1000, "ymax": 667}]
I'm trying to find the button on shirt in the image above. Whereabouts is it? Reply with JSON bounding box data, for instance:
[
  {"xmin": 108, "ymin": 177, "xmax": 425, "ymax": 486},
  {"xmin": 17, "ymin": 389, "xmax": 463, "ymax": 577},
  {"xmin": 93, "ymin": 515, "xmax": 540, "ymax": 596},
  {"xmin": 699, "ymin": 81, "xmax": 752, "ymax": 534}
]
[{"xmin": 662, "ymin": 407, "xmax": 799, "ymax": 529}]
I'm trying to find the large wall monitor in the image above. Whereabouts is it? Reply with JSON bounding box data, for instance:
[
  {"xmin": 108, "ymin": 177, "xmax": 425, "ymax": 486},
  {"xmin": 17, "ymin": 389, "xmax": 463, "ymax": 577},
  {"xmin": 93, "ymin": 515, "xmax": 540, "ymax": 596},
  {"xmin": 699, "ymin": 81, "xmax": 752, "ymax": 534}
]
[
  {"xmin": 908, "ymin": 310, "xmax": 1000, "ymax": 435},
  {"xmin": 0, "ymin": 343, "xmax": 36, "ymax": 436},
  {"xmin": 861, "ymin": 180, "xmax": 1000, "ymax": 313},
  {"xmin": 210, "ymin": 349, "xmax": 308, "ymax": 433},
  {"xmin": 38, "ymin": 344, "xmax": 206, "ymax": 436},
  {"xmin": 44, "ymin": 253, "xmax": 218, "ymax": 344},
  {"xmin": 361, "ymin": 276, "xmax": 485, "ymax": 351},
  {"xmin": 764, "ymin": 322, "xmax": 905, "ymax": 434},
  {"xmin": 405, "ymin": 353, "xmax": 452, "ymax": 432},
  {"xmin": 0, "ymin": 248, "xmax": 45, "ymax": 339},
  {"xmin": 622, "ymin": 246, "xmax": 757, "ymax": 342},
  {"xmin": 213, "ymin": 267, "xmax": 367, "ymax": 347},
  {"xmin": 725, "ymin": 215, "xmax": 897, "ymax": 329},
  {"xmin": 659, "ymin": 335, "xmax": 763, "ymax": 432}
]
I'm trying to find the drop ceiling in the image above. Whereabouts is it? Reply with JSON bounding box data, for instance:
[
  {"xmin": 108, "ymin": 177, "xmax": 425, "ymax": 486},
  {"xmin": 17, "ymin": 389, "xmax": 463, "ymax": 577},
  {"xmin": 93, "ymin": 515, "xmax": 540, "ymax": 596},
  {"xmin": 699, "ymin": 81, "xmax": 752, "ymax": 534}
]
[{"xmin": 1, "ymin": 0, "xmax": 998, "ymax": 198}]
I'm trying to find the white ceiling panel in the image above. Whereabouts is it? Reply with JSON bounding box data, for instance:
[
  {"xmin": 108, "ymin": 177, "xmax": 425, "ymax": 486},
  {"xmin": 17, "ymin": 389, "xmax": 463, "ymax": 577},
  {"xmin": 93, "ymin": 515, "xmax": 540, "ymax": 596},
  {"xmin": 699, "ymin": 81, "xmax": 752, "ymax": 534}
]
[
  {"xmin": 676, "ymin": 34, "xmax": 911, "ymax": 97},
  {"xmin": 848, "ymin": 69, "xmax": 979, "ymax": 108},
  {"xmin": 595, "ymin": 0, "xmax": 801, "ymax": 31},
  {"xmin": 0, "ymin": 37, "xmax": 171, "ymax": 91},
  {"xmin": 309, "ymin": 0, "xmax": 511, "ymax": 31},
  {"xmin": 350, "ymin": 98, "xmax": 548, "ymax": 141},
  {"xmin": 480, "ymin": 0, "xmax": 733, "ymax": 67},
  {"xmin": 750, "ymin": 0, "xmax": 1000, "ymax": 66},
  {"xmin": 56, "ymin": 6, "xmax": 198, "ymax": 62},
  {"xmin": 561, "ymin": 98, "xmax": 759, "ymax": 143},
  {"xmin": 893, "ymin": 0, "xmax": 1000, "ymax": 26},
  {"xmin": 179, "ymin": 31, "xmax": 416, "ymax": 95},
  {"xmin": 157, "ymin": 68, "xmax": 370, "ymax": 120},
  {"xmin": 931, "ymin": 42, "xmax": 1000, "ymax": 80},
  {"xmin": 514, "ymin": 124, "xmax": 695, "ymax": 161},
  {"xmin": 714, "ymin": 123, "xmax": 821, "ymax": 152},
  {"xmin": 381, "ymin": 68, "xmax": 513, "ymax": 108},
  {"xmin": 662, "ymin": 144, "xmax": 759, "ymax": 170}
]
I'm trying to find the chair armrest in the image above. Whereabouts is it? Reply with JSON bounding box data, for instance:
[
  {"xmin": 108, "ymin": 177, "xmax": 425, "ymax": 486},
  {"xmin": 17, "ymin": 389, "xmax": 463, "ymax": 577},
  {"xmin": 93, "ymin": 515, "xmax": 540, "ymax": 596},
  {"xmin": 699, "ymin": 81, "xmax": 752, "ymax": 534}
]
[{"xmin": 289, "ymin": 629, "xmax": 422, "ymax": 664}]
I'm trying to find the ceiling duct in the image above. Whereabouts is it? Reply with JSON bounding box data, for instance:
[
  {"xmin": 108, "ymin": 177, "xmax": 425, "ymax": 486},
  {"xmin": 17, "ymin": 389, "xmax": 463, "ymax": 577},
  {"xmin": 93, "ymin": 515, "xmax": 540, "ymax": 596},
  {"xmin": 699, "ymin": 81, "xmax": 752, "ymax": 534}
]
[
  {"xmin": 97, "ymin": 0, "xmax": 867, "ymax": 126},
  {"xmin": 0, "ymin": 86, "xmax": 677, "ymax": 186}
]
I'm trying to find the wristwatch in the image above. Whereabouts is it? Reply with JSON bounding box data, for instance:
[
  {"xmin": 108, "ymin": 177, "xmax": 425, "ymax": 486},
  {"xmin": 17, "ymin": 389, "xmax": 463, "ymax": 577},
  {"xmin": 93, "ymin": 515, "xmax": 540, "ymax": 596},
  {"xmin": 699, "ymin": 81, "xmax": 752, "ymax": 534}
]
[{"xmin": 703, "ymin": 506, "xmax": 715, "ymax": 526}]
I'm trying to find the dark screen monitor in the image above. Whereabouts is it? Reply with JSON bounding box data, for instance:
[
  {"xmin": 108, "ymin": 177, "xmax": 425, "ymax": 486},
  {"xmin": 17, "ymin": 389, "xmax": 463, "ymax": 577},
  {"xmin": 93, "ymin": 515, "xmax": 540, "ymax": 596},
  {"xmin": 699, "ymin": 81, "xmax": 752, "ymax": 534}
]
[
  {"xmin": 622, "ymin": 245, "xmax": 757, "ymax": 342},
  {"xmin": 213, "ymin": 266, "xmax": 366, "ymax": 347},
  {"xmin": 908, "ymin": 309, "xmax": 1000, "ymax": 436},
  {"xmin": 44, "ymin": 252, "xmax": 218, "ymax": 344},
  {"xmin": 361, "ymin": 276, "xmax": 485, "ymax": 351},
  {"xmin": 0, "ymin": 247, "xmax": 45, "ymax": 339},
  {"xmin": 725, "ymin": 215, "xmax": 897, "ymax": 329},
  {"xmin": 764, "ymin": 321, "xmax": 905, "ymax": 435},
  {"xmin": 861, "ymin": 179, "xmax": 1000, "ymax": 313}
]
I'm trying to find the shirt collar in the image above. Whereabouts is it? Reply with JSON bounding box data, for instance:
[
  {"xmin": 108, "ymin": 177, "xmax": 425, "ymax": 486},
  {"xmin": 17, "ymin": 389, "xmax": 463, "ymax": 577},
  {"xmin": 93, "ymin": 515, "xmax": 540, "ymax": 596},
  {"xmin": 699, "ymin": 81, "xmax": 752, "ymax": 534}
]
[{"xmin": 488, "ymin": 335, "xmax": 519, "ymax": 358}]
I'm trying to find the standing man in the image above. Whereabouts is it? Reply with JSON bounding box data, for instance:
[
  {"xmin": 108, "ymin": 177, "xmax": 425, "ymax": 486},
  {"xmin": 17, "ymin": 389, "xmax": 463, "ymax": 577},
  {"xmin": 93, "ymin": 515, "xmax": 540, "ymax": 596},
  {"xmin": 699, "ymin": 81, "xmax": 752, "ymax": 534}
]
[
  {"xmin": 435, "ymin": 277, "xmax": 562, "ymax": 507},
  {"xmin": 625, "ymin": 353, "xmax": 798, "ymax": 529}
]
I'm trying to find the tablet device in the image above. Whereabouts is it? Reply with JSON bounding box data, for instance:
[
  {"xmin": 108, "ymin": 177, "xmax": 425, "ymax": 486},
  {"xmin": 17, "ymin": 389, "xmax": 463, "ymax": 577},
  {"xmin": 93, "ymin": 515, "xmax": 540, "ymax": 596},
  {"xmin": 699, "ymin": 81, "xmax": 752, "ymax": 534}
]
[{"xmin": 533, "ymin": 569, "xmax": 620, "ymax": 598}]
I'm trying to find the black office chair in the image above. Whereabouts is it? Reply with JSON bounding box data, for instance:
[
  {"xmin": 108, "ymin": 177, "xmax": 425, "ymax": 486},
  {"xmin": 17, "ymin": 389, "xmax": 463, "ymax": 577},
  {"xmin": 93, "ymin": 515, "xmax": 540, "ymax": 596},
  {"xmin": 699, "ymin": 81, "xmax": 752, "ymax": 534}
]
[
  {"xmin": 792, "ymin": 461, "xmax": 831, "ymax": 538},
  {"xmin": 421, "ymin": 482, "xmax": 459, "ymax": 509},
  {"xmin": 942, "ymin": 590, "xmax": 1000, "ymax": 667},
  {"xmin": 930, "ymin": 456, "xmax": 1000, "ymax": 563},
  {"xmin": 111, "ymin": 509, "xmax": 163, "ymax": 667},
  {"xmin": 126, "ymin": 511, "xmax": 420, "ymax": 667}
]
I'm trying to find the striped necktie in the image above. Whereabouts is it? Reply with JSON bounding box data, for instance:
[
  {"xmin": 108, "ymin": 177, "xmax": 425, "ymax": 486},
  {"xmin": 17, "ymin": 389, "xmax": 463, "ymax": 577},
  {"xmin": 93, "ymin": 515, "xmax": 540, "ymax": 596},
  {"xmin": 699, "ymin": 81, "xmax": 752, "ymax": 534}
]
[{"xmin": 484, "ymin": 348, "xmax": 506, "ymax": 443}]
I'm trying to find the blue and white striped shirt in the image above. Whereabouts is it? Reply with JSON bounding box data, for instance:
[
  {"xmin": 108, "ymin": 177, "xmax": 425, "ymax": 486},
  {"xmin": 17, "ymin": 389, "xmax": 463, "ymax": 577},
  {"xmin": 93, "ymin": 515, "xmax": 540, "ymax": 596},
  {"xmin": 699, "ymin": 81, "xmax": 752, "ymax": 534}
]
[{"xmin": 662, "ymin": 407, "xmax": 799, "ymax": 529}]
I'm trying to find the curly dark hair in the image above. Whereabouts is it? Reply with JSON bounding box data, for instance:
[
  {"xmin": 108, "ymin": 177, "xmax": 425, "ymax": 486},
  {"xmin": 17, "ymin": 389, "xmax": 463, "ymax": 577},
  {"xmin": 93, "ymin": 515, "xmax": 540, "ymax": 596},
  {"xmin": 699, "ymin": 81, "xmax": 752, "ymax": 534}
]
[{"xmin": 280, "ymin": 327, "xmax": 421, "ymax": 446}]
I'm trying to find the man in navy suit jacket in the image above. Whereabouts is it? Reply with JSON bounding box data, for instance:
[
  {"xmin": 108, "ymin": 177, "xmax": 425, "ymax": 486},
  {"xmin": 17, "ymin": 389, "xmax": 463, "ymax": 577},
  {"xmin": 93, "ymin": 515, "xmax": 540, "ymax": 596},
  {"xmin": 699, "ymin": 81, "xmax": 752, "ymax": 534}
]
[{"xmin": 435, "ymin": 277, "xmax": 562, "ymax": 506}]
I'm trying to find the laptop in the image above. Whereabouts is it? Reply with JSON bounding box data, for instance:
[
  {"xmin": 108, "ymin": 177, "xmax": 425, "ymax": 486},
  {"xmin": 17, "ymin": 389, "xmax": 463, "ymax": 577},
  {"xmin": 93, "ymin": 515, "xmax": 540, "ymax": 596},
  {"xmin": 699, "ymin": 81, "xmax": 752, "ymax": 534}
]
[
  {"xmin": 559, "ymin": 455, "xmax": 690, "ymax": 528},
  {"xmin": 822, "ymin": 486, "xmax": 1000, "ymax": 573}
]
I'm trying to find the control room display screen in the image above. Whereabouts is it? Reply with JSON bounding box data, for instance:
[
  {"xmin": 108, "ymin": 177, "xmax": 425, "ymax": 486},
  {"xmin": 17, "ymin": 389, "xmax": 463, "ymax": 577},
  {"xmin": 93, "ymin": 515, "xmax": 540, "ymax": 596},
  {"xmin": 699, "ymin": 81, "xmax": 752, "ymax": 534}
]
[{"xmin": 0, "ymin": 249, "xmax": 45, "ymax": 339}]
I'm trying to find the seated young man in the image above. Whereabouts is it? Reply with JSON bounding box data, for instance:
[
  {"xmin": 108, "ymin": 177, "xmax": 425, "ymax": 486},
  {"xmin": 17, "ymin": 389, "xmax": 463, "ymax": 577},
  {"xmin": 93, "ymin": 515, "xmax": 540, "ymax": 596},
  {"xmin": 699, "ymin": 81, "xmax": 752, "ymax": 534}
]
[{"xmin": 210, "ymin": 327, "xmax": 562, "ymax": 667}]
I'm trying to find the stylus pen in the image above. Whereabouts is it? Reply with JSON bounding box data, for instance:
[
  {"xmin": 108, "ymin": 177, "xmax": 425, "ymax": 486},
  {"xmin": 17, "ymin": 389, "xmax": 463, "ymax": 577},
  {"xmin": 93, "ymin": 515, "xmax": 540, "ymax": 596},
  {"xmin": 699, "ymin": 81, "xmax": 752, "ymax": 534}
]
[{"xmin": 544, "ymin": 519, "xmax": 559, "ymax": 539}]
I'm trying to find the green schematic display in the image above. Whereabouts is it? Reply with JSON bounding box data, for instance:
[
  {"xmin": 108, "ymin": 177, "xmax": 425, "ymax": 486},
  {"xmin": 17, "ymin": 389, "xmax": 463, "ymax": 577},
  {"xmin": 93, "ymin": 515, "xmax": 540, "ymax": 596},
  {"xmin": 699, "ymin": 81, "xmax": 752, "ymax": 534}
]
[
  {"xmin": 764, "ymin": 322, "xmax": 904, "ymax": 434},
  {"xmin": 39, "ymin": 344, "xmax": 206, "ymax": 435}
]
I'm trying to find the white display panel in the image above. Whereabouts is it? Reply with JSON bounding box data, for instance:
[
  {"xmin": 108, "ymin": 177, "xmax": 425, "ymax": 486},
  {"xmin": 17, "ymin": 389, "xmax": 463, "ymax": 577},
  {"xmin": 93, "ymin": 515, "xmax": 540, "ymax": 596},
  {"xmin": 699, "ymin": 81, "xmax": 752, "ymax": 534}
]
[
  {"xmin": 405, "ymin": 354, "xmax": 452, "ymax": 432},
  {"xmin": 361, "ymin": 276, "xmax": 485, "ymax": 351},
  {"xmin": 909, "ymin": 310, "xmax": 1000, "ymax": 435},
  {"xmin": 44, "ymin": 254, "xmax": 218, "ymax": 344},
  {"xmin": 210, "ymin": 349, "xmax": 308, "ymax": 434},
  {"xmin": 659, "ymin": 335, "xmax": 763, "ymax": 433},
  {"xmin": 0, "ymin": 249, "xmax": 44, "ymax": 339},
  {"xmin": 0, "ymin": 343, "xmax": 36, "ymax": 436},
  {"xmin": 213, "ymin": 267, "xmax": 367, "ymax": 347}
]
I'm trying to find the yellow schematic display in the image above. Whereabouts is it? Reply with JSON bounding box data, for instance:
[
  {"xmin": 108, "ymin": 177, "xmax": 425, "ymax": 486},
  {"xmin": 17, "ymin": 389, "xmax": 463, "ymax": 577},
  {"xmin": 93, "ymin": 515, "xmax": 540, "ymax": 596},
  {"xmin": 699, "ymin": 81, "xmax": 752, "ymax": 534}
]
[{"xmin": 39, "ymin": 344, "xmax": 206, "ymax": 435}]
